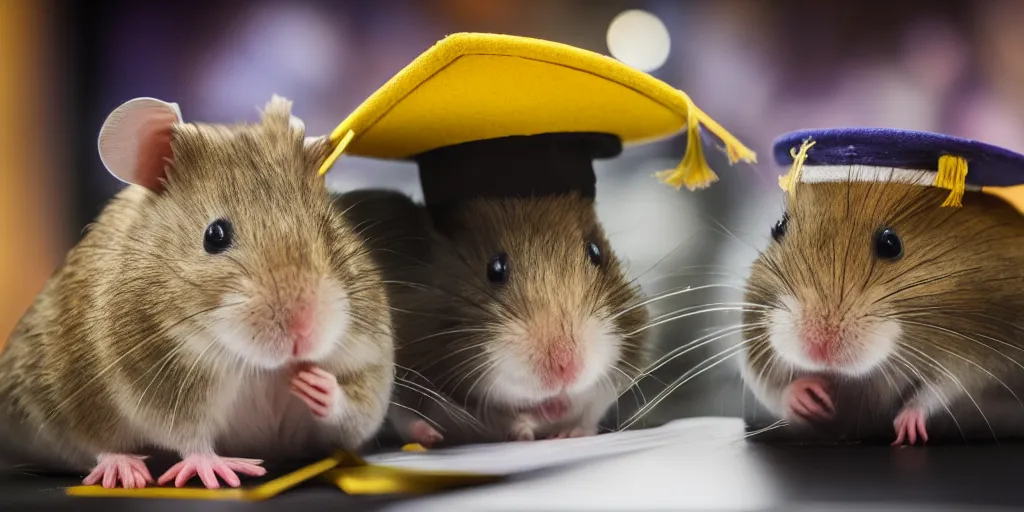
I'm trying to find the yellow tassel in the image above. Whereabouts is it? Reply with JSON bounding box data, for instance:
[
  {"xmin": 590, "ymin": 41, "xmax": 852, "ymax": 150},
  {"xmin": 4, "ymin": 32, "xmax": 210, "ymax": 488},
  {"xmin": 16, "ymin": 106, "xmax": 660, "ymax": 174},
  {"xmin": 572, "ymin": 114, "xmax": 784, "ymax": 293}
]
[
  {"xmin": 656, "ymin": 113, "xmax": 716, "ymax": 190},
  {"xmin": 656, "ymin": 96, "xmax": 757, "ymax": 191},
  {"xmin": 934, "ymin": 154, "xmax": 968, "ymax": 207},
  {"xmin": 777, "ymin": 139, "xmax": 816, "ymax": 198},
  {"xmin": 318, "ymin": 129, "xmax": 355, "ymax": 176},
  {"xmin": 691, "ymin": 104, "xmax": 758, "ymax": 165}
]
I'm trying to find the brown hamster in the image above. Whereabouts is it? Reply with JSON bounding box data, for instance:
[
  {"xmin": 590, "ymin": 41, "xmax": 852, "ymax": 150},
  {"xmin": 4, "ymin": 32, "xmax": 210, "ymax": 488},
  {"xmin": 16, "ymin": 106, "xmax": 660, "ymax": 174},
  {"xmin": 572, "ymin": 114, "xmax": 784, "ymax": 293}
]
[
  {"xmin": 336, "ymin": 189, "xmax": 649, "ymax": 446},
  {"xmin": 0, "ymin": 96, "xmax": 393, "ymax": 489},
  {"xmin": 741, "ymin": 181, "xmax": 1024, "ymax": 444}
]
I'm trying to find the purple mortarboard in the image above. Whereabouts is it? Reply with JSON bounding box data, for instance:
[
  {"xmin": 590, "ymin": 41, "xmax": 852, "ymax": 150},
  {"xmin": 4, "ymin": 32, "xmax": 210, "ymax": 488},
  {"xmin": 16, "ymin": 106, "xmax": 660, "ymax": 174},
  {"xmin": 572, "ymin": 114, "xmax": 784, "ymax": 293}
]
[{"xmin": 772, "ymin": 127, "xmax": 1024, "ymax": 207}]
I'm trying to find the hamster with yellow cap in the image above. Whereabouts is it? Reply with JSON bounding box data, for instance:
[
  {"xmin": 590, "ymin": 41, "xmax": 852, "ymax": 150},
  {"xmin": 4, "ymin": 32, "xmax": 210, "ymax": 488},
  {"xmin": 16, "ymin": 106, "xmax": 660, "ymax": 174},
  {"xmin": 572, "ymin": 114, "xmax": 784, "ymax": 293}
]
[
  {"xmin": 337, "ymin": 134, "xmax": 650, "ymax": 446},
  {"xmin": 742, "ymin": 128, "xmax": 1024, "ymax": 445},
  {"xmin": 323, "ymin": 32, "xmax": 756, "ymax": 445},
  {"xmin": 0, "ymin": 96, "xmax": 393, "ymax": 488}
]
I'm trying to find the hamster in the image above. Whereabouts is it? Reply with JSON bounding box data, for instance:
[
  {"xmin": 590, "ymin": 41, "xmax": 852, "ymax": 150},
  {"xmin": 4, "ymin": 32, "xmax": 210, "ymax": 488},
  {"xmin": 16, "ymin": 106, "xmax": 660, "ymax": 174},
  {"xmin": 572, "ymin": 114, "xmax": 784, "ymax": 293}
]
[
  {"xmin": 336, "ymin": 190, "xmax": 649, "ymax": 446},
  {"xmin": 0, "ymin": 96, "xmax": 394, "ymax": 488},
  {"xmin": 741, "ymin": 181, "xmax": 1024, "ymax": 444}
]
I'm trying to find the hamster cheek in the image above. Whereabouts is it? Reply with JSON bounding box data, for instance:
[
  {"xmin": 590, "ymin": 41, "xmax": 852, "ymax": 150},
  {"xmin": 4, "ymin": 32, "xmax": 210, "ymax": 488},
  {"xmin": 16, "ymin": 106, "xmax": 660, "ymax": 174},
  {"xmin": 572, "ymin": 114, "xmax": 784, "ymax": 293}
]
[
  {"xmin": 573, "ymin": 317, "xmax": 623, "ymax": 392},
  {"xmin": 767, "ymin": 295, "xmax": 900, "ymax": 376}
]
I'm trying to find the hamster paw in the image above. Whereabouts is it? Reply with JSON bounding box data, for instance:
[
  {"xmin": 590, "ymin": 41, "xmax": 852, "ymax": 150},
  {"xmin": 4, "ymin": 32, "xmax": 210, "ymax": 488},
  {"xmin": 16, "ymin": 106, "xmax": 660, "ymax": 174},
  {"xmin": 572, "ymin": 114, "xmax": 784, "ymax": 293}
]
[
  {"xmin": 509, "ymin": 421, "xmax": 536, "ymax": 441},
  {"xmin": 291, "ymin": 364, "xmax": 342, "ymax": 419},
  {"xmin": 407, "ymin": 419, "xmax": 444, "ymax": 447},
  {"xmin": 892, "ymin": 407, "xmax": 929, "ymax": 446},
  {"xmin": 157, "ymin": 454, "xmax": 266, "ymax": 489},
  {"xmin": 784, "ymin": 376, "xmax": 835, "ymax": 423},
  {"xmin": 83, "ymin": 453, "xmax": 152, "ymax": 489},
  {"xmin": 546, "ymin": 426, "xmax": 597, "ymax": 440}
]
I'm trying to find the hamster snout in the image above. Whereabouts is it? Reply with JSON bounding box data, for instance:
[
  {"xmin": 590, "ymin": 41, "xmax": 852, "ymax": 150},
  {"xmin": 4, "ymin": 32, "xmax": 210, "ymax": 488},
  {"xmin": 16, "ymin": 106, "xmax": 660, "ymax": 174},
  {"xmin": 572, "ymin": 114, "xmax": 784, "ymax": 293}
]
[
  {"xmin": 214, "ymin": 271, "xmax": 351, "ymax": 367},
  {"xmin": 489, "ymin": 308, "xmax": 621, "ymax": 402},
  {"xmin": 767, "ymin": 293, "xmax": 899, "ymax": 376}
]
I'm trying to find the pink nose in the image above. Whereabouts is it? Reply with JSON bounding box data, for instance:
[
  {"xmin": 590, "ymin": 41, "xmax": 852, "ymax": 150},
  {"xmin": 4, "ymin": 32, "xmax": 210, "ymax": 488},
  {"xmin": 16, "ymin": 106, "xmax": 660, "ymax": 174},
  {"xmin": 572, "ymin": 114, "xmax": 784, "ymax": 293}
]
[
  {"xmin": 289, "ymin": 305, "xmax": 316, "ymax": 356},
  {"xmin": 801, "ymin": 325, "xmax": 839, "ymax": 364},
  {"xmin": 541, "ymin": 348, "xmax": 580, "ymax": 387}
]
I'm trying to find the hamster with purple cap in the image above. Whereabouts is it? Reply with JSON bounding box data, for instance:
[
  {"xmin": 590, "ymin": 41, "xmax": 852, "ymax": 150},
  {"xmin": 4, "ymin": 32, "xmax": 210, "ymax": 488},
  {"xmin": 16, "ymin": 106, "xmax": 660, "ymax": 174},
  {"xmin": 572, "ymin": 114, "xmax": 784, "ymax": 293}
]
[{"xmin": 742, "ymin": 128, "xmax": 1024, "ymax": 445}]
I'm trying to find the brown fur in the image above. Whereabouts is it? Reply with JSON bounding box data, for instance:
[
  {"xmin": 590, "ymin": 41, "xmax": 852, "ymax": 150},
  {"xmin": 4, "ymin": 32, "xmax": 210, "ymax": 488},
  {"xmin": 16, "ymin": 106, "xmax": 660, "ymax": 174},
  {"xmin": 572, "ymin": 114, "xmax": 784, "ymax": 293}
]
[
  {"xmin": 743, "ymin": 180, "xmax": 1024, "ymax": 441},
  {"xmin": 0, "ymin": 98, "xmax": 393, "ymax": 472},
  {"xmin": 338, "ymin": 190, "xmax": 648, "ymax": 444}
]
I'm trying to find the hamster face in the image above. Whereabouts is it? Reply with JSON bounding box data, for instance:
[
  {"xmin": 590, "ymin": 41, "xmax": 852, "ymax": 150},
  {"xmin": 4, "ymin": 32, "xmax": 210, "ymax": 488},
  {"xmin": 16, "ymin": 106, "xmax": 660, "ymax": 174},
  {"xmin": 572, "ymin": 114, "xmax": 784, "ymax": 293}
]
[
  {"xmin": 120, "ymin": 117, "xmax": 381, "ymax": 370},
  {"xmin": 745, "ymin": 180, "xmax": 1020, "ymax": 377},
  {"xmin": 429, "ymin": 194, "xmax": 647, "ymax": 405}
]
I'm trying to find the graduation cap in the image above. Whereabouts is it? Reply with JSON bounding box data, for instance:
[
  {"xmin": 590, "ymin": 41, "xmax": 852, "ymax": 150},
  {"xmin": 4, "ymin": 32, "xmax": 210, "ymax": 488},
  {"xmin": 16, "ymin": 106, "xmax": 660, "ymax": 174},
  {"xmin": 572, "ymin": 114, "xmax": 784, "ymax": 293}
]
[
  {"xmin": 317, "ymin": 32, "xmax": 756, "ymax": 206},
  {"xmin": 774, "ymin": 127, "xmax": 1024, "ymax": 208}
]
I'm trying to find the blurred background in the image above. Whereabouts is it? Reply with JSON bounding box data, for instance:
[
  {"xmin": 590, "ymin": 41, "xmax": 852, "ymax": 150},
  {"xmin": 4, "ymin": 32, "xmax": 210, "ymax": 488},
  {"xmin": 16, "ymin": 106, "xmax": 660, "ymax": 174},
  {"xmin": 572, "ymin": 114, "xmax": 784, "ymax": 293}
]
[{"xmin": 5, "ymin": 0, "xmax": 1024, "ymax": 428}]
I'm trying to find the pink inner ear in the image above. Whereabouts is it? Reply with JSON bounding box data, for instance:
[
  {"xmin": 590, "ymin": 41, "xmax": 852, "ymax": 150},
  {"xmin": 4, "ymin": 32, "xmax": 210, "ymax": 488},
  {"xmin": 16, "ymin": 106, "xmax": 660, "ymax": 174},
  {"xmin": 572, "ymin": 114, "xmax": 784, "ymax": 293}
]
[
  {"xmin": 134, "ymin": 112, "xmax": 176, "ymax": 192},
  {"xmin": 98, "ymin": 99, "xmax": 180, "ymax": 193}
]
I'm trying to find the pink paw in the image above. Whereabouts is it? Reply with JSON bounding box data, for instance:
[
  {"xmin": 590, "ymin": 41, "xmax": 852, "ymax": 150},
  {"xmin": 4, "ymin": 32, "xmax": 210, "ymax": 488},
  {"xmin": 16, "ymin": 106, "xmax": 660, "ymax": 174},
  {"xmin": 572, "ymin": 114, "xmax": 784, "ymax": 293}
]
[
  {"xmin": 83, "ymin": 453, "xmax": 152, "ymax": 489},
  {"xmin": 547, "ymin": 426, "xmax": 597, "ymax": 440},
  {"xmin": 535, "ymin": 396, "xmax": 570, "ymax": 422},
  {"xmin": 408, "ymin": 419, "xmax": 444, "ymax": 447},
  {"xmin": 291, "ymin": 364, "xmax": 341, "ymax": 419},
  {"xmin": 157, "ymin": 454, "xmax": 266, "ymax": 489},
  {"xmin": 892, "ymin": 407, "xmax": 929, "ymax": 446},
  {"xmin": 784, "ymin": 376, "xmax": 835, "ymax": 423}
]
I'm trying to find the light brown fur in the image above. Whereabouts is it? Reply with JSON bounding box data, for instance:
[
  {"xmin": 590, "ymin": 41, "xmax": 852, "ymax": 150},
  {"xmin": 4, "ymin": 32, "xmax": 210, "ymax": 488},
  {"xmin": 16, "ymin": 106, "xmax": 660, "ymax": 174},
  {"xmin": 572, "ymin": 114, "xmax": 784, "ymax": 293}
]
[
  {"xmin": 337, "ymin": 190, "xmax": 648, "ymax": 445},
  {"xmin": 0, "ymin": 98, "xmax": 393, "ymax": 473},
  {"xmin": 742, "ymin": 180, "xmax": 1024, "ymax": 441}
]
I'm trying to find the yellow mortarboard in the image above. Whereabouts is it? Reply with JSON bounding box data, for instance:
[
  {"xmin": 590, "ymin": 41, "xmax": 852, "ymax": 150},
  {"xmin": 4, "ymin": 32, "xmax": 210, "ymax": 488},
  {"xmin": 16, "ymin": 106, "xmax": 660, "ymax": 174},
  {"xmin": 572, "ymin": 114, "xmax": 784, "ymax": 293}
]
[{"xmin": 318, "ymin": 32, "xmax": 756, "ymax": 199}]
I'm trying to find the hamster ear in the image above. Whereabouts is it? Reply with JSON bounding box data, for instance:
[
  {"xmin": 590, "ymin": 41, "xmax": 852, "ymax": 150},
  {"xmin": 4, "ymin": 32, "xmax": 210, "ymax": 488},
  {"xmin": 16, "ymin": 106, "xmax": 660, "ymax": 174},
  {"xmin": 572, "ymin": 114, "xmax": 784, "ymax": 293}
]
[{"xmin": 97, "ymin": 97, "xmax": 183, "ymax": 192}]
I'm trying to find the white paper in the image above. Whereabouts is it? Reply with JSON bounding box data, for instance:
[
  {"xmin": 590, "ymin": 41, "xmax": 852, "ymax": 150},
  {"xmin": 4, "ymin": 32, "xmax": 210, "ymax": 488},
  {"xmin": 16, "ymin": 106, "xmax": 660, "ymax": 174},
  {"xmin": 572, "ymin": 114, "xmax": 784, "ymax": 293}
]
[{"xmin": 365, "ymin": 416, "xmax": 747, "ymax": 475}]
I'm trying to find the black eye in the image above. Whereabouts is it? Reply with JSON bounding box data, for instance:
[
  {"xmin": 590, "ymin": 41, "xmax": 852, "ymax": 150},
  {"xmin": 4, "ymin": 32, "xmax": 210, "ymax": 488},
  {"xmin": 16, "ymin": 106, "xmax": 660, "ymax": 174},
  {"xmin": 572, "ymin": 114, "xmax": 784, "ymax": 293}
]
[
  {"xmin": 771, "ymin": 213, "xmax": 789, "ymax": 242},
  {"xmin": 586, "ymin": 241, "xmax": 602, "ymax": 266},
  {"xmin": 204, "ymin": 219, "xmax": 233, "ymax": 254},
  {"xmin": 487, "ymin": 253, "xmax": 509, "ymax": 284},
  {"xmin": 874, "ymin": 227, "xmax": 903, "ymax": 261}
]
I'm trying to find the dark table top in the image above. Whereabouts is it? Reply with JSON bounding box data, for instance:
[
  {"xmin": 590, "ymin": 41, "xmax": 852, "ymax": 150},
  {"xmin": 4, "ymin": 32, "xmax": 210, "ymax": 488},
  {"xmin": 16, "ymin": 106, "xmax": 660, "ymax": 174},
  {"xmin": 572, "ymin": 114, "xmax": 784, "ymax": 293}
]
[{"xmin": 4, "ymin": 436, "xmax": 1024, "ymax": 511}]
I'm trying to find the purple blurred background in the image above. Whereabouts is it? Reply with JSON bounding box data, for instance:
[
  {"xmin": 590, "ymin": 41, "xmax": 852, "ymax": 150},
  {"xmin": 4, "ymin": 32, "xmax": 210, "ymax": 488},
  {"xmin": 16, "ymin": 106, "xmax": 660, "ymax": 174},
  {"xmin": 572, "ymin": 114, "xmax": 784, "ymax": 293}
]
[{"xmin": 5, "ymin": 0, "xmax": 1024, "ymax": 424}]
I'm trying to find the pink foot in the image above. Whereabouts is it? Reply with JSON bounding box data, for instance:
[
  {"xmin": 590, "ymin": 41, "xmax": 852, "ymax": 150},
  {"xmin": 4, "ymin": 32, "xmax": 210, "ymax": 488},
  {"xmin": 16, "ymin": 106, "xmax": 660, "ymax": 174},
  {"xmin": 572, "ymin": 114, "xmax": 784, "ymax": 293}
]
[
  {"xmin": 157, "ymin": 454, "xmax": 266, "ymax": 489},
  {"xmin": 546, "ymin": 426, "xmax": 596, "ymax": 440},
  {"xmin": 784, "ymin": 376, "xmax": 835, "ymax": 423},
  {"xmin": 82, "ymin": 453, "xmax": 152, "ymax": 489},
  {"xmin": 892, "ymin": 407, "xmax": 929, "ymax": 446},
  {"xmin": 291, "ymin": 364, "xmax": 341, "ymax": 418},
  {"xmin": 408, "ymin": 419, "xmax": 444, "ymax": 447}
]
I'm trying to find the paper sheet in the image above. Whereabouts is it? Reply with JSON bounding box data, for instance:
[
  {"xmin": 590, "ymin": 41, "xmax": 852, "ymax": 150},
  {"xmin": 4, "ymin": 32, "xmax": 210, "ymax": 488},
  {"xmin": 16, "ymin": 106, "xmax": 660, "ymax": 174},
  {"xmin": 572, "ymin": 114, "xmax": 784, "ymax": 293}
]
[{"xmin": 364, "ymin": 416, "xmax": 747, "ymax": 475}]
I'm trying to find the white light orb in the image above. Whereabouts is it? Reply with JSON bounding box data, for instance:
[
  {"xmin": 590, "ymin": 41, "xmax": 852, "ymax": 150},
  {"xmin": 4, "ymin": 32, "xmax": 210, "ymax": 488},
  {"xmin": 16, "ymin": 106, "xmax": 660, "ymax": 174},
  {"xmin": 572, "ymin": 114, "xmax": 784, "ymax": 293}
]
[{"xmin": 606, "ymin": 10, "xmax": 671, "ymax": 72}]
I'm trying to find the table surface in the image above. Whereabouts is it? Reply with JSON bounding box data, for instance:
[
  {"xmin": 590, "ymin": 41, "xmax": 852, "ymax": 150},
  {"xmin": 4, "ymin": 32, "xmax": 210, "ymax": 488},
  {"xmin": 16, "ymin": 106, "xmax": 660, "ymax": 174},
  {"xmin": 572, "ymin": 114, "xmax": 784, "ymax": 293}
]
[{"xmin": 4, "ymin": 435, "xmax": 1024, "ymax": 511}]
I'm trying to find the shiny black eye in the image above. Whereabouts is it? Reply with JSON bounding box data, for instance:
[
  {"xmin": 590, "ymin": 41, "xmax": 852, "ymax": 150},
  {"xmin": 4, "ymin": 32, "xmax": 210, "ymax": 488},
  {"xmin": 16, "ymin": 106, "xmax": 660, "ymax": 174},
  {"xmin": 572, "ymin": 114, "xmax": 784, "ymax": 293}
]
[
  {"xmin": 874, "ymin": 227, "xmax": 903, "ymax": 261},
  {"xmin": 487, "ymin": 253, "xmax": 509, "ymax": 284},
  {"xmin": 204, "ymin": 219, "xmax": 233, "ymax": 254},
  {"xmin": 771, "ymin": 213, "xmax": 789, "ymax": 242},
  {"xmin": 586, "ymin": 241, "xmax": 602, "ymax": 266}
]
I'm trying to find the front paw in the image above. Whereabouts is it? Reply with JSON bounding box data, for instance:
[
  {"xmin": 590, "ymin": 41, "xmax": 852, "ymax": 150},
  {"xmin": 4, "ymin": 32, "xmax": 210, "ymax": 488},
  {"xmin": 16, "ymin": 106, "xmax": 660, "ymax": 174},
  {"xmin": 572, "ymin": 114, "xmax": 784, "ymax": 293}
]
[
  {"xmin": 783, "ymin": 376, "xmax": 835, "ymax": 423},
  {"xmin": 291, "ymin": 364, "xmax": 343, "ymax": 419},
  {"xmin": 892, "ymin": 407, "xmax": 928, "ymax": 446},
  {"xmin": 546, "ymin": 425, "xmax": 598, "ymax": 440},
  {"xmin": 405, "ymin": 419, "xmax": 445, "ymax": 448},
  {"xmin": 509, "ymin": 420, "xmax": 536, "ymax": 441}
]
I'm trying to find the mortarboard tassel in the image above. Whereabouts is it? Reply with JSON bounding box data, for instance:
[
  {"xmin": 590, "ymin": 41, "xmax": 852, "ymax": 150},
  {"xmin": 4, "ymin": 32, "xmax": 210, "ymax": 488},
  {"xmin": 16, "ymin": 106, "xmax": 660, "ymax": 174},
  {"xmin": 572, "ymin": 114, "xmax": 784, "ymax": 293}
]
[
  {"xmin": 318, "ymin": 128, "xmax": 355, "ymax": 176},
  {"xmin": 657, "ymin": 97, "xmax": 757, "ymax": 191},
  {"xmin": 777, "ymin": 138, "xmax": 816, "ymax": 198},
  {"xmin": 934, "ymin": 154, "xmax": 968, "ymax": 208}
]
